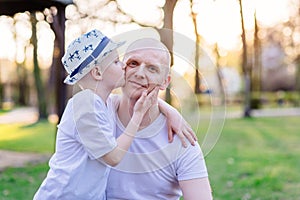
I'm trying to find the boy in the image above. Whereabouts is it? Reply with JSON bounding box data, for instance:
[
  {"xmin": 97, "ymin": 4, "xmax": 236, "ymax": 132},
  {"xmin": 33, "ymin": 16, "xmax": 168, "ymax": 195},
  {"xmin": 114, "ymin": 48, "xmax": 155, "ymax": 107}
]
[{"xmin": 33, "ymin": 29, "xmax": 157, "ymax": 200}]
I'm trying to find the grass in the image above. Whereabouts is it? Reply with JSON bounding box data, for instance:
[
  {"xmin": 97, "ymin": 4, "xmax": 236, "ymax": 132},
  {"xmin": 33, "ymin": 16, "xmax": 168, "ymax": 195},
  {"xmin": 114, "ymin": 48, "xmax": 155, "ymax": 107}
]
[
  {"xmin": 0, "ymin": 116, "xmax": 300, "ymax": 199},
  {"xmin": 0, "ymin": 163, "xmax": 49, "ymax": 200},
  {"xmin": 0, "ymin": 120, "xmax": 56, "ymax": 153},
  {"xmin": 205, "ymin": 117, "xmax": 300, "ymax": 200}
]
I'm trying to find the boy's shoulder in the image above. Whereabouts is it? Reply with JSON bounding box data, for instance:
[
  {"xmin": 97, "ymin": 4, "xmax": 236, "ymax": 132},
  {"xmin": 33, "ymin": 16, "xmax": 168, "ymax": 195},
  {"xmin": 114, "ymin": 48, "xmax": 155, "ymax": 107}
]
[
  {"xmin": 73, "ymin": 89, "xmax": 98, "ymax": 101},
  {"xmin": 74, "ymin": 89, "xmax": 94, "ymax": 97},
  {"xmin": 72, "ymin": 89, "xmax": 103, "ymax": 107}
]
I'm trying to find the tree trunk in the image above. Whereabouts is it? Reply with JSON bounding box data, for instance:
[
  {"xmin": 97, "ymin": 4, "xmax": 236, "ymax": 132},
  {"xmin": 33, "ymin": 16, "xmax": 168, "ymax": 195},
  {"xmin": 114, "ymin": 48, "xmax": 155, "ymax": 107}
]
[
  {"xmin": 158, "ymin": 0, "xmax": 177, "ymax": 105},
  {"xmin": 48, "ymin": 6, "xmax": 68, "ymax": 122},
  {"xmin": 238, "ymin": 0, "xmax": 251, "ymax": 117},
  {"xmin": 296, "ymin": 56, "xmax": 300, "ymax": 106},
  {"xmin": 190, "ymin": 0, "xmax": 201, "ymax": 94},
  {"xmin": 30, "ymin": 12, "xmax": 48, "ymax": 120},
  {"xmin": 0, "ymin": 65, "xmax": 2, "ymax": 108},
  {"xmin": 252, "ymin": 10, "xmax": 262, "ymax": 109},
  {"xmin": 16, "ymin": 63, "xmax": 29, "ymax": 106},
  {"xmin": 214, "ymin": 44, "xmax": 226, "ymax": 105}
]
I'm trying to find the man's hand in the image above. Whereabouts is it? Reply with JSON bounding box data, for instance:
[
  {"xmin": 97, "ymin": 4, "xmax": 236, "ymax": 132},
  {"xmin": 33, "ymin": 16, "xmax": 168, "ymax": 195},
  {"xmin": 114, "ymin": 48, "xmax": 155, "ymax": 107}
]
[{"xmin": 133, "ymin": 87, "xmax": 159, "ymax": 116}]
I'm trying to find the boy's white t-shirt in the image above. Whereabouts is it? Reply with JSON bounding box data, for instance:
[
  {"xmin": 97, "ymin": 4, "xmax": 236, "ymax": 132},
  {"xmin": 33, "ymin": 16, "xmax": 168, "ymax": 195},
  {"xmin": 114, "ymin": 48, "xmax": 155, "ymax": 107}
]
[
  {"xmin": 33, "ymin": 89, "xmax": 117, "ymax": 200},
  {"xmin": 106, "ymin": 114, "xmax": 208, "ymax": 200}
]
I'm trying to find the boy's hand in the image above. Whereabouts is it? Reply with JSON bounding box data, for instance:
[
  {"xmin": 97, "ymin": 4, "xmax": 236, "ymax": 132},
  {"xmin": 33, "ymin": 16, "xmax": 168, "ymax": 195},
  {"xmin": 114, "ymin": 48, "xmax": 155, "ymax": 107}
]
[
  {"xmin": 167, "ymin": 116, "xmax": 197, "ymax": 148},
  {"xmin": 133, "ymin": 87, "xmax": 159, "ymax": 116},
  {"xmin": 158, "ymin": 99, "xmax": 197, "ymax": 148}
]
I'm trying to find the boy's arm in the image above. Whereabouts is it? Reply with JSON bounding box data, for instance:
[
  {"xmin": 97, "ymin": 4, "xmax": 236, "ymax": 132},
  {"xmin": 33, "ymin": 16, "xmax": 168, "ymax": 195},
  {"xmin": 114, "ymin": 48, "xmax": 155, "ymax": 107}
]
[
  {"xmin": 158, "ymin": 98, "xmax": 197, "ymax": 147},
  {"xmin": 101, "ymin": 89, "xmax": 158, "ymax": 166},
  {"xmin": 101, "ymin": 111, "xmax": 143, "ymax": 166}
]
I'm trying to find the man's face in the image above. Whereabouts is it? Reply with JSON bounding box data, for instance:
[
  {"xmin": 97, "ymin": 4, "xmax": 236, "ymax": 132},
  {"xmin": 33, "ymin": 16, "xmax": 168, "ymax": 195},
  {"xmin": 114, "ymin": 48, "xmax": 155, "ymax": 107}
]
[{"xmin": 122, "ymin": 48, "xmax": 170, "ymax": 100}]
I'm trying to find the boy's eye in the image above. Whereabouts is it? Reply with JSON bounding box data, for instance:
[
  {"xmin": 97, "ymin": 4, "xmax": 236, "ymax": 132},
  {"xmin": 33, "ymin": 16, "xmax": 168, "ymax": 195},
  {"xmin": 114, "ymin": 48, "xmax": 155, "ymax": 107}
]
[{"xmin": 113, "ymin": 57, "xmax": 123, "ymax": 64}]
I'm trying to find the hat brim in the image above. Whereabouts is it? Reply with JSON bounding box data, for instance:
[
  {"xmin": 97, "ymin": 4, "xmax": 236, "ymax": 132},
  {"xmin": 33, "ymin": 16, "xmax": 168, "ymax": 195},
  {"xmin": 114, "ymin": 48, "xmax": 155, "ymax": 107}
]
[{"xmin": 64, "ymin": 40, "xmax": 125, "ymax": 85}]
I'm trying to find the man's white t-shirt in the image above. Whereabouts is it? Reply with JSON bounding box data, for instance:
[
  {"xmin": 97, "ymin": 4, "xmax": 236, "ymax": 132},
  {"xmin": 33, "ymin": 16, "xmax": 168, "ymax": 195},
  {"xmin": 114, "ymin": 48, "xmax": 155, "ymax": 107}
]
[
  {"xmin": 34, "ymin": 89, "xmax": 117, "ymax": 200},
  {"xmin": 106, "ymin": 113, "xmax": 208, "ymax": 200}
]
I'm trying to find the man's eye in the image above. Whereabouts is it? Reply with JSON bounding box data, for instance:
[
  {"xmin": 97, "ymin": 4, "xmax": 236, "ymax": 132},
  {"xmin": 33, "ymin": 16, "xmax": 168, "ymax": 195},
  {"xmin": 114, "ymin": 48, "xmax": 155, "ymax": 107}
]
[
  {"xmin": 127, "ymin": 61, "xmax": 138, "ymax": 67},
  {"xmin": 148, "ymin": 66, "xmax": 158, "ymax": 72}
]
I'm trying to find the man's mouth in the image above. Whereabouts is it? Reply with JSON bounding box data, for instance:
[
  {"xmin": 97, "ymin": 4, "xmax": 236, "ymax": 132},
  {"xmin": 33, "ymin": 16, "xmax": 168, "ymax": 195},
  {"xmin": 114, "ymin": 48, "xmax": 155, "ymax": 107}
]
[{"xmin": 128, "ymin": 80, "xmax": 148, "ymax": 88}]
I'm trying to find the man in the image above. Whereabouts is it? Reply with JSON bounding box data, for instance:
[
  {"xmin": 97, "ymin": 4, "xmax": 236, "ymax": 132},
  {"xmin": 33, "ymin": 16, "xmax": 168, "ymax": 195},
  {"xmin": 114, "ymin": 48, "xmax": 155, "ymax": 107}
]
[{"xmin": 106, "ymin": 38, "xmax": 213, "ymax": 200}]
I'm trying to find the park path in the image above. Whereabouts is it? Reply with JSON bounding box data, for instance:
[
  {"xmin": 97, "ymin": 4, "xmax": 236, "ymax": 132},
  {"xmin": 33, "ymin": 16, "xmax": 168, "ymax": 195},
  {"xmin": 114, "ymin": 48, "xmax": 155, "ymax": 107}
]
[
  {"xmin": 226, "ymin": 107, "xmax": 300, "ymax": 118},
  {"xmin": 0, "ymin": 150, "xmax": 51, "ymax": 172},
  {"xmin": 0, "ymin": 107, "xmax": 38, "ymax": 124},
  {"xmin": 0, "ymin": 107, "xmax": 51, "ymax": 172},
  {"xmin": 0, "ymin": 106, "xmax": 300, "ymax": 171}
]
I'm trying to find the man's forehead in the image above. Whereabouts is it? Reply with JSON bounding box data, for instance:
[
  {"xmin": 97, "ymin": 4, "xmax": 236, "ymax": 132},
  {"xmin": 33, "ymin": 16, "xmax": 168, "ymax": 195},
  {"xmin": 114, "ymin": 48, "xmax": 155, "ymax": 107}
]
[
  {"xmin": 125, "ymin": 49, "xmax": 168, "ymax": 65},
  {"xmin": 126, "ymin": 48, "xmax": 165, "ymax": 57},
  {"xmin": 124, "ymin": 38, "xmax": 171, "ymax": 67},
  {"xmin": 126, "ymin": 38, "xmax": 168, "ymax": 51}
]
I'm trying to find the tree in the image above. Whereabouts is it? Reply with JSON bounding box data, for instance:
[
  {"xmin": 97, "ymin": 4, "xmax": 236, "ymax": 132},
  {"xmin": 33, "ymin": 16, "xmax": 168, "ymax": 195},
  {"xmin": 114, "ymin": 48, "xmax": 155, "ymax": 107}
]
[
  {"xmin": 45, "ymin": 6, "xmax": 68, "ymax": 121},
  {"xmin": 157, "ymin": 0, "xmax": 178, "ymax": 104},
  {"xmin": 30, "ymin": 12, "xmax": 48, "ymax": 120},
  {"xmin": 189, "ymin": 0, "xmax": 201, "ymax": 94},
  {"xmin": 259, "ymin": 0, "xmax": 300, "ymax": 96},
  {"xmin": 213, "ymin": 44, "xmax": 226, "ymax": 105},
  {"xmin": 238, "ymin": 0, "xmax": 251, "ymax": 117},
  {"xmin": 251, "ymin": 10, "xmax": 262, "ymax": 109},
  {"xmin": 13, "ymin": 16, "xmax": 30, "ymax": 106}
]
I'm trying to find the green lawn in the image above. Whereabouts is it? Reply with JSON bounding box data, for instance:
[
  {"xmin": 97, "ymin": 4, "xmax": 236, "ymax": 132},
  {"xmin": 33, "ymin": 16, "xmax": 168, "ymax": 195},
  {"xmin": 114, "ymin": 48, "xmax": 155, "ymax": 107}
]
[
  {"xmin": 206, "ymin": 117, "xmax": 300, "ymax": 200},
  {"xmin": 0, "ymin": 116, "xmax": 299, "ymax": 199},
  {"xmin": 0, "ymin": 120, "xmax": 56, "ymax": 153}
]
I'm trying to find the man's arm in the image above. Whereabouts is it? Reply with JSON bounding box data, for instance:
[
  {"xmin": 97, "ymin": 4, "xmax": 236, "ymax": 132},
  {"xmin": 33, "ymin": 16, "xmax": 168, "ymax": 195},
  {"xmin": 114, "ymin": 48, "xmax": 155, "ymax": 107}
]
[{"xmin": 179, "ymin": 178, "xmax": 213, "ymax": 200}]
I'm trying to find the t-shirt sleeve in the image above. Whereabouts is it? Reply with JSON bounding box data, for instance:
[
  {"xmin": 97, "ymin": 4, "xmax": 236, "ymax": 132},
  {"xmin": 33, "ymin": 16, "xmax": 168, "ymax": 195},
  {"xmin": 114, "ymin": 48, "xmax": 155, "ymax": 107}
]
[
  {"xmin": 73, "ymin": 90, "xmax": 117, "ymax": 160},
  {"xmin": 107, "ymin": 93, "xmax": 121, "ymax": 112},
  {"xmin": 175, "ymin": 143, "xmax": 208, "ymax": 181}
]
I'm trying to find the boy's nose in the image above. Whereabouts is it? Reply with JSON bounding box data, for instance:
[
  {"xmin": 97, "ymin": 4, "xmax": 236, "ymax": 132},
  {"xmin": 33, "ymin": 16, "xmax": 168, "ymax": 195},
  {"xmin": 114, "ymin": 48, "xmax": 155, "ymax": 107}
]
[{"xmin": 121, "ymin": 61, "xmax": 126, "ymax": 70}]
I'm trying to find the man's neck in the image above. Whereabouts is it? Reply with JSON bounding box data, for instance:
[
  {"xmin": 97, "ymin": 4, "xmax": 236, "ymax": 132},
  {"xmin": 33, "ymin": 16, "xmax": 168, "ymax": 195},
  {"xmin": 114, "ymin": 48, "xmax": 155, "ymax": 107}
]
[{"xmin": 118, "ymin": 96, "xmax": 160, "ymax": 129}]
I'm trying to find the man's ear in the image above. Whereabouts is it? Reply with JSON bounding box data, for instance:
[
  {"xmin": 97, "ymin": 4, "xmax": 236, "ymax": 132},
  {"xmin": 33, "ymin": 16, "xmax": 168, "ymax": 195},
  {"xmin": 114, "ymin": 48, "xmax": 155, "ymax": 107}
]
[
  {"xmin": 160, "ymin": 75, "xmax": 171, "ymax": 90},
  {"xmin": 90, "ymin": 67, "xmax": 103, "ymax": 81}
]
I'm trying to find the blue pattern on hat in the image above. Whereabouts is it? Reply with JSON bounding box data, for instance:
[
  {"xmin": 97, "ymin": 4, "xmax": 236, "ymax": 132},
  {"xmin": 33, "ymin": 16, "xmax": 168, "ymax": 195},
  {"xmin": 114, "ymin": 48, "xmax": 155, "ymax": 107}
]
[
  {"xmin": 63, "ymin": 60, "xmax": 68, "ymax": 68},
  {"xmin": 72, "ymin": 38, "xmax": 81, "ymax": 45},
  {"xmin": 83, "ymin": 44, "xmax": 93, "ymax": 53},
  {"xmin": 69, "ymin": 36, "xmax": 110, "ymax": 78},
  {"xmin": 62, "ymin": 29, "xmax": 125, "ymax": 85}
]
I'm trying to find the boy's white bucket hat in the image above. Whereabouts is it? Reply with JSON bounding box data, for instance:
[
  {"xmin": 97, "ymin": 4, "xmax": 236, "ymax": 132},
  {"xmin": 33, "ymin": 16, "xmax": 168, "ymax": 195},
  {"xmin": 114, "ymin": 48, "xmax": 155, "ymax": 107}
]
[{"xmin": 62, "ymin": 29, "xmax": 125, "ymax": 85}]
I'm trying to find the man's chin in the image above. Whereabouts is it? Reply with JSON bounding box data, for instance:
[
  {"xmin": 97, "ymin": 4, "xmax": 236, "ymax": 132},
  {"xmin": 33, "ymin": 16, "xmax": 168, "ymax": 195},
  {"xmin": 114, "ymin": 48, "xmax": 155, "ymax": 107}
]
[{"xmin": 128, "ymin": 88, "xmax": 147, "ymax": 100}]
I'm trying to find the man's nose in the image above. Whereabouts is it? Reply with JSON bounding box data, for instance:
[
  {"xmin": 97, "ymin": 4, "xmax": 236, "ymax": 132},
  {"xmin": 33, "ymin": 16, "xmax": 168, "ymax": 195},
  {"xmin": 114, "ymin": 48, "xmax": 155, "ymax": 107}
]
[{"xmin": 134, "ymin": 65, "xmax": 146, "ymax": 78}]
